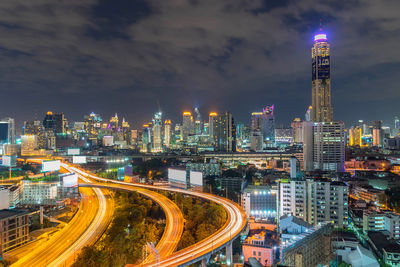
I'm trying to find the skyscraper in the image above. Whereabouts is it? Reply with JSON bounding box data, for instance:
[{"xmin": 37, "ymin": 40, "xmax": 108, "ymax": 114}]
[
  {"xmin": 164, "ymin": 120, "xmax": 172, "ymax": 148},
  {"xmin": 250, "ymin": 112, "xmax": 263, "ymax": 151},
  {"xmin": 311, "ymin": 30, "xmax": 333, "ymax": 122},
  {"xmin": 194, "ymin": 107, "xmax": 202, "ymax": 135},
  {"xmin": 208, "ymin": 112, "xmax": 218, "ymax": 139},
  {"xmin": 0, "ymin": 118, "xmax": 15, "ymax": 145},
  {"xmin": 182, "ymin": 111, "xmax": 194, "ymax": 141},
  {"xmin": 213, "ymin": 112, "xmax": 236, "ymax": 152},
  {"xmin": 261, "ymin": 105, "xmax": 275, "ymax": 143},
  {"xmin": 349, "ymin": 126, "xmax": 362, "ymax": 147},
  {"xmin": 152, "ymin": 112, "xmax": 163, "ymax": 152}
]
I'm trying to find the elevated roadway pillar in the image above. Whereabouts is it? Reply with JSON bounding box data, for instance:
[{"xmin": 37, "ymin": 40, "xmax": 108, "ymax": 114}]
[{"xmin": 226, "ymin": 242, "xmax": 233, "ymax": 266}]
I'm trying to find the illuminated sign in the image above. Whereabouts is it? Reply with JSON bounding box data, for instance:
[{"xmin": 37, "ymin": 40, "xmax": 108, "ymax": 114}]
[
  {"xmin": 312, "ymin": 55, "xmax": 330, "ymax": 80},
  {"xmin": 189, "ymin": 171, "xmax": 203, "ymax": 187},
  {"xmin": 314, "ymin": 33, "xmax": 327, "ymax": 41},
  {"xmin": 42, "ymin": 160, "xmax": 61, "ymax": 172},
  {"xmin": 168, "ymin": 168, "xmax": 187, "ymax": 184},
  {"xmin": 72, "ymin": 156, "xmax": 87, "ymax": 164},
  {"xmin": 1, "ymin": 155, "xmax": 16, "ymax": 167},
  {"xmin": 67, "ymin": 148, "xmax": 80, "ymax": 155},
  {"xmin": 62, "ymin": 173, "xmax": 78, "ymax": 187}
]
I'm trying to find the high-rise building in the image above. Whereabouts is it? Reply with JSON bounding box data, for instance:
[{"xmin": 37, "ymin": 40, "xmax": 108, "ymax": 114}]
[
  {"xmin": 53, "ymin": 113, "xmax": 67, "ymax": 134},
  {"xmin": 250, "ymin": 112, "xmax": 263, "ymax": 151},
  {"xmin": 194, "ymin": 107, "xmax": 202, "ymax": 135},
  {"xmin": 305, "ymin": 106, "xmax": 312, "ymax": 122},
  {"xmin": 291, "ymin": 118, "xmax": 303, "ymax": 143},
  {"xmin": 208, "ymin": 112, "xmax": 218, "ymax": 139},
  {"xmin": 43, "ymin": 111, "xmax": 55, "ymax": 131},
  {"xmin": 152, "ymin": 112, "xmax": 163, "ymax": 152},
  {"xmin": 109, "ymin": 113, "xmax": 119, "ymax": 131},
  {"xmin": 280, "ymin": 178, "xmax": 348, "ymax": 228},
  {"xmin": 349, "ymin": 126, "xmax": 362, "ymax": 147},
  {"xmin": 303, "ymin": 121, "xmax": 345, "ymax": 172},
  {"xmin": 182, "ymin": 111, "xmax": 194, "ymax": 141},
  {"xmin": 84, "ymin": 112, "xmax": 102, "ymax": 137},
  {"xmin": 311, "ymin": 30, "xmax": 333, "ymax": 122},
  {"xmin": 0, "ymin": 118, "xmax": 15, "ymax": 145},
  {"xmin": 24, "ymin": 120, "xmax": 46, "ymax": 149},
  {"xmin": 164, "ymin": 120, "xmax": 172, "ymax": 148},
  {"xmin": 313, "ymin": 122, "xmax": 345, "ymax": 172},
  {"xmin": 141, "ymin": 124, "xmax": 151, "ymax": 153},
  {"xmin": 262, "ymin": 105, "xmax": 275, "ymax": 143},
  {"xmin": 213, "ymin": 112, "xmax": 236, "ymax": 152},
  {"xmin": 21, "ymin": 135, "xmax": 37, "ymax": 156}
]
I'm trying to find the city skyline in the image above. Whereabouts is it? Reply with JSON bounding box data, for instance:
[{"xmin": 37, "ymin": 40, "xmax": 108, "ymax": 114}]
[{"xmin": 0, "ymin": 1, "xmax": 399, "ymax": 127}]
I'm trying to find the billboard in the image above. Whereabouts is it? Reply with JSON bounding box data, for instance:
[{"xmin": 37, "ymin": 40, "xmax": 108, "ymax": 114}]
[
  {"xmin": 189, "ymin": 171, "xmax": 203, "ymax": 187},
  {"xmin": 312, "ymin": 55, "xmax": 330, "ymax": 80},
  {"xmin": 1, "ymin": 155, "xmax": 17, "ymax": 167},
  {"xmin": 168, "ymin": 168, "xmax": 187, "ymax": 184},
  {"xmin": 72, "ymin": 156, "xmax": 87, "ymax": 164},
  {"xmin": 67, "ymin": 148, "xmax": 80, "ymax": 155},
  {"xmin": 42, "ymin": 160, "xmax": 61, "ymax": 172},
  {"xmin": 62, "ymin": 173, "xmax": 78, "ymax": 187}
]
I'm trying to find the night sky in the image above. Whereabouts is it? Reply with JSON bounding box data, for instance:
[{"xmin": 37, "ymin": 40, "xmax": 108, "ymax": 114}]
[{"xmin": 0, "ymin": 0, "xmax": 399, "ymax": 129}]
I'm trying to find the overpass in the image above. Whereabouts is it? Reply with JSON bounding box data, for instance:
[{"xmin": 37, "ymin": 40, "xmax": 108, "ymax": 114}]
[{"xmin": 69, "ymin": 165, "xmax": 247, "ymax": 267}]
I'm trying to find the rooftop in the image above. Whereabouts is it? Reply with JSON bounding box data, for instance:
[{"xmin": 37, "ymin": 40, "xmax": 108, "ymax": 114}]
[{"xmin": 0, "ymin": 209, "xmax": 33, "ymax": 220}]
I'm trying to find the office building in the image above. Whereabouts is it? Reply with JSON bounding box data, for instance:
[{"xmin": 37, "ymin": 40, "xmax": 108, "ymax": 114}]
[
  {"xmin": 152, "ymin": 112, "xmax": 163, "ymax": 152},
  {"xmin": 213, "ymin": 112, "xmax": 236, "ymax": 152},
  {"xmin": 303, "ymin": 121, "xmax": 345, "ymax": 172},
  {"xmin": 20, "ymin": 135, "xmax": 38, "ymax": 156},
  {"xmin": 291, "ymin": 118, "xmax": 303, "ymax": 143},
  {"xmin": 182, "ymin": 111, "xmax": 194, "ymax": 141},
  {"xmin": 0, "ymin": 118, "xmax": 15, "ymax": 145},
  {"xmin": 53, "ymin": 113, "xmax": 67, "ymax": 134},
  {"xmin": 311, "ymin": 30, "xmax": 333, "ymax": 122},
  {"xmin": 194, "ymin": 107, "xmax": 202, "ymax": 135},
  {"xmin": 349, "ymin": 126, "xmax": 362, "ymax": 147},
  {"xmin": 280, "ymin": 179, "xmax": 307, "ymax": 221},
  {"xmin": 208, "ymin": 112, "xmax": 217, "ymax": 139},
  {"xmin": 164, "ymin": 120, "xmax": 172, "ymax": 148},
  {"xmin": 262, "ymin": 105, "xmax": 275, "ymax": 144}
]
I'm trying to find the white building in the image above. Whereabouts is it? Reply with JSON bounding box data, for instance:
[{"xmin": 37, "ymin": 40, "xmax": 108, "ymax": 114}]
[
  {"xmin": 0, "ymin": 188, "xmax": 10, "ymax": 210},
  {"xmin": 303, "ymin": 121, "xmax": 345, "ymax": 172},
  {"xmin": 279, "ymin": 178, "xmax": 348, "ymax": 228}
]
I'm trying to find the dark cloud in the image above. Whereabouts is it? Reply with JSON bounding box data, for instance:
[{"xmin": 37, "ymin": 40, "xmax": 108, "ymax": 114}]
[{"xmin": 0, "ymin": 0, "xmax": 399, "ymax": 129}]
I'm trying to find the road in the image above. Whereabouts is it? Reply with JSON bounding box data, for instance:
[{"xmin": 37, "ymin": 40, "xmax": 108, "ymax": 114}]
[
  {"xmin": 9, "ymin": 170, "xmax": 114, "ymax": 267},
  {"xmin": 67, "ymin": 165, "xmax": 184, "ymax": 264},
  {"xmin": 69, "ymin": 165, "xmax": 247, "ymax": 267}
]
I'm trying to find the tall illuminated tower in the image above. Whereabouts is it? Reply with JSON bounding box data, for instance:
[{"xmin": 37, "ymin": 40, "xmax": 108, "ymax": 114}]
[
  {"xmin": 152, "ymin": 112, "xmax": 163, "ymax": 152},
  {"xmin": 182, "ymin": 111, "xmax": 193, "ymax": 141},
  {"xmin": 164, "ymin": 120, "xmax": 172, "ymax": 148},
  {"xmin": 311, "ymin": 30, "xmax": 333, "ymax": 122},
  {"xmin": 208, "ymin": 112, "xmax": 218, "ymax": 139}
]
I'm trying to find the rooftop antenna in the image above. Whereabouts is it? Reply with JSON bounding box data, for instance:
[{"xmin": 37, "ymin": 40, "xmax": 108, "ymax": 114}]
[
  {"xmin": 156, "ymin": 99, "xmax": 161, "ymax": 113},
  {"xmin": 319, "ymin": 18, "xmax": 323, "ymax": 31}
]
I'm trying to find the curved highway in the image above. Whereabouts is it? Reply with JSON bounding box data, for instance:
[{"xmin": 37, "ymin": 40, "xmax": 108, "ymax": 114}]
[
  {"xmin": 68, "ymin": 165, "xmax": 247, "ymax": 267},
  {"xmin": 63, "ymin": 164, "xmax": 184, "ymax": 265}
]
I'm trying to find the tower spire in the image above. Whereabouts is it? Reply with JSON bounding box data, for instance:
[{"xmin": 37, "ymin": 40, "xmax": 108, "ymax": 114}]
[{"xmin": 319, "ymin": 18, "xmax": 323, "ymax": 31}]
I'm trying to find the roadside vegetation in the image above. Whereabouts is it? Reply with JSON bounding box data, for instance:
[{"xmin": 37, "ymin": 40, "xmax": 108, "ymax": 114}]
[{"xmin": 73, "ymin": 191, "xmax": 165, "ymax": 267}]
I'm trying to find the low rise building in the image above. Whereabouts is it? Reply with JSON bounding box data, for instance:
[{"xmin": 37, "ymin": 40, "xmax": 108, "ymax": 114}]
[
  {"xmin": 368, "ymin": 231, "xmax": 400, "ymax": 266},
  {"xmin": 0, "ymin": 210, "xmax": 32, "ymax": 255},
  {"xmin": 243, "ymin": 229, "xmax": 279, "ymax": 266},
  {"xmin": 281, "ymin": 222, "xmax": 331, "ymax": 267},
  {"xmin": 242, "ymin": 185, "xmax": 278, "ymax": 220}
]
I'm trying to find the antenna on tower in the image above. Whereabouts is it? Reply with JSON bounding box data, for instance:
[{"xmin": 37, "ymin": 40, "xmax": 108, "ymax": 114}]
[
  {"xmin": 319, "ymin": 18, "xmax": 323, "ymax": 31},
  {"xmin": 156, "ymin": 99, "xmax": 161, "ymax": 113}
]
